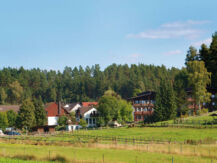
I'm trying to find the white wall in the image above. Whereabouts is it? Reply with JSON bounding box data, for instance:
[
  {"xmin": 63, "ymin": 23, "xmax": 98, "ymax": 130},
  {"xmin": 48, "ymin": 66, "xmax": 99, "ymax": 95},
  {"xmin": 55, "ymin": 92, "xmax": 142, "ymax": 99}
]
[
  {"xmin": 48, "ymin": 116, "xmax": 59, "ymax": 126},
  {"xmin": 84, "ymin": 108, "xmax": 97, "ymax": 127},
  {"xmin": 70, "ymin": 104, "xmax": 81, "ymax": 112}
]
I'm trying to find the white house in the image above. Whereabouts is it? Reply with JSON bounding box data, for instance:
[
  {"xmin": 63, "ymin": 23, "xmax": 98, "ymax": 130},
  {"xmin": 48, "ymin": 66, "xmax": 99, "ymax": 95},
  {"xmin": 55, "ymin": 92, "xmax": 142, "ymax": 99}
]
[
  {"xmin": 64, "ymin": 103, "xmax": 81, "ymax": 112},
  {"xmin": 77, "ymin": 107, "xmax": 98, "ymax": 127}
]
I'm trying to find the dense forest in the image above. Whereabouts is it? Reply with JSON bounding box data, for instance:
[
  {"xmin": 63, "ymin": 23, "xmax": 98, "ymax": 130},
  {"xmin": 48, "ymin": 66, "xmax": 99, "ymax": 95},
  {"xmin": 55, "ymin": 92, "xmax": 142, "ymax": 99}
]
[
  {"xmin": 0, "ymin": 32, "xmax": 216, "ymax": 106},
  {"xmin": 0, "ymin": 64, "xmax": 180, "ymax": 104}
]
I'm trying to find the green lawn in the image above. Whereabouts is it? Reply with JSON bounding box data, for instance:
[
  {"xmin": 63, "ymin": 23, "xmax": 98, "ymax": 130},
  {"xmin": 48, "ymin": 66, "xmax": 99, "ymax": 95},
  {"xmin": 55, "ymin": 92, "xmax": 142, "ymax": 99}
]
[
  {"xmin": 72, "ymin": 127, "xmax": 217, "ymax": 142},
  {"xmin": 0, "ymin": 143, "xmax": 216, "ymax": 163},
  {"xmin": 0, "ymin": 158, "xmax": 51, "ymax": 163}
]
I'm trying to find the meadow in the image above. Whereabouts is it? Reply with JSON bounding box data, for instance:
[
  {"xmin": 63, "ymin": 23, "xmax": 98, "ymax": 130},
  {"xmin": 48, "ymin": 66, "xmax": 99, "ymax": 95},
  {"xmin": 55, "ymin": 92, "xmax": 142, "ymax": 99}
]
[
  {"xmin": 70, "ymin": 127, "xmax": 217, "ymax": 142},
  {"xmin": 0, "ymin": 143, "xmax": 216, "ymax": 163},
  {"xmin": 0, "ymin": 126, "xmax": 216, "ymax": 163}
]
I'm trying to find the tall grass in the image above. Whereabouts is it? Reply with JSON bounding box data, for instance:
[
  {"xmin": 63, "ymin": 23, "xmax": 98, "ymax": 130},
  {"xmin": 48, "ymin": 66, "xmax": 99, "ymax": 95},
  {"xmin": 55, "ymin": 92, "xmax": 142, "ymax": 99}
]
[{"xmin": 0, "ymin": 142, "xmax": 216, "ymax": 163}]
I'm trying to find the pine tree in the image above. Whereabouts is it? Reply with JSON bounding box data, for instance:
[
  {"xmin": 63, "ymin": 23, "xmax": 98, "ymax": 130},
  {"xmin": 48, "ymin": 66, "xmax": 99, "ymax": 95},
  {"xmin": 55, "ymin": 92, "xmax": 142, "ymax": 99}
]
[
  {"xmin": 16, "ymin": 99, "xmax": 36, "ymax": 130},
  {"xmin": 209, "ymin": 32, "xmax": 217, "ymax": 89},
  {"xmin": 33, "ymin": 96, "xmax": 47, "ymax": 126},
  {"xmin": 6, "ymin": 110, "xmax": 17, "ymax": 127},
  {"xmin": 153, "ymin": 80, "xmax": 176, "ymax": 122},
  {"xmin": 185, "ymin": 46, "xmax": 199, "ymax": 65}
]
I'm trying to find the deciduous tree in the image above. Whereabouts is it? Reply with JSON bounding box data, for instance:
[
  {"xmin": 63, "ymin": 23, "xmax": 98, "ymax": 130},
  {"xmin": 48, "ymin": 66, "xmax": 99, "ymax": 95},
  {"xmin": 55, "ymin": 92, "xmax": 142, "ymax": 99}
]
[{"xmin": 187, "ymin": 61, "xmax": 211, "ymax": 111}]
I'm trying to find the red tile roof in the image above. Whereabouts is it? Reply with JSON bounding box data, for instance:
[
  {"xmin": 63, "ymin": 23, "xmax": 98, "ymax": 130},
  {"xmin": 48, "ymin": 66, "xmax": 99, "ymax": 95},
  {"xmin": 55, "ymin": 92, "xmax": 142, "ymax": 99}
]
[
  {"xmin": 82, "ymin": 102, "xmax": 98, "ymax": 107},
  {"xmin": 45, "ymin": 102, "xmax": 68, "ymax": 117}
]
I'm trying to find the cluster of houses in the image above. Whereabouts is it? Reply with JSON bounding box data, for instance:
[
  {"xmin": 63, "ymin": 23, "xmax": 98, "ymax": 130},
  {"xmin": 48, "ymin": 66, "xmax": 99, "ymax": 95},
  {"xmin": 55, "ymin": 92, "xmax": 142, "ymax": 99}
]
[
  {"xmin": 0, "ymin": 88, "xmax": 216, "ymax": 133},
  {"xmin": 0, "ymin": 101, "xmax": 98, "ymax": 133}
]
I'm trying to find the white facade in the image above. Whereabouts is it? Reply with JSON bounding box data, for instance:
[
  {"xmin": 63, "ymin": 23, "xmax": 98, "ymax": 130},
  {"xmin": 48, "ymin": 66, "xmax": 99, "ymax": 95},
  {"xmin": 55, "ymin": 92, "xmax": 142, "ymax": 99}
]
[
  {"xmin": 66, "ymin": 125, "xmax": 82, "ymax": 131},
  {"xmin": 70, "ymin": 104, "xmax": 81, "ymax": 112},
  {"xmin": 83, "ymin": 108, "xmax": 97, "ymax": 127},
  {"xmin": 48, "ymin": 116, "xmax": 59, "ymax": 126}
]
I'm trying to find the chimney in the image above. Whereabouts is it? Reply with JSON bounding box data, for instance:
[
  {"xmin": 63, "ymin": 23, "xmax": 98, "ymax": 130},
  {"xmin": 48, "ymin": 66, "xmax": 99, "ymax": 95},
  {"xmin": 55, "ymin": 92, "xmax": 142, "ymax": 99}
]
[{"xmin": 58, "ymin": 101, "xmax": 61, "ymax": 116}]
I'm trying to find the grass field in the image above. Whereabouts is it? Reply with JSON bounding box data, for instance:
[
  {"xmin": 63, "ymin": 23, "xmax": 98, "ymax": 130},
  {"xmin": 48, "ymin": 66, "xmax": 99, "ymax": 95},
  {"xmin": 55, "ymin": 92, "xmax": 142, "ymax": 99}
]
[
  {"xmin": 0, "ymin": 126, "xmax": 216, "ymax": 162},
  {"xmin": 71, "ymin": 127, "xmax": 217, "ymax": 142},
  {"xmin": 0, "ymin": 117, "xmax": 217, "ymax": 163},
  {"xmin": 0, "ymin": 158, "xmax": 51, "ymax": 163},
  {"xmin": 2, "ymin": 127, "xmax": 216, "ymax": 144},
  {"xmin": 155, "ymin": 111, "xmax": 217, "ymax": 125},
  {"xmin": 0, "ymin": 143, "xmax": 216, "ymax": 163}
]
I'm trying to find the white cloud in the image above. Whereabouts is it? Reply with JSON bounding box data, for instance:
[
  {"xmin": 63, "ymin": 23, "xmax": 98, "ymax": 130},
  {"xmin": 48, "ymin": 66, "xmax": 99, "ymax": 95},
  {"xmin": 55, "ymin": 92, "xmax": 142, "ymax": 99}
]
[
  {"xmin": 161, "ymin": 20, "xmax": 210, "ymax": 28},
  {"xmin": 192, "ymin": 38, "xmax": 212, "ymax": 47},
  {"xmin": 164, "ymin": 50, "xmax": 182, "ymax": 56},
  {"xmin": 127, "ymin": 20, "xmax": 210, "ymax": 40},
  {"xmin": 127, "ymin": 29, "xmax": 201, "ymax": 39}
]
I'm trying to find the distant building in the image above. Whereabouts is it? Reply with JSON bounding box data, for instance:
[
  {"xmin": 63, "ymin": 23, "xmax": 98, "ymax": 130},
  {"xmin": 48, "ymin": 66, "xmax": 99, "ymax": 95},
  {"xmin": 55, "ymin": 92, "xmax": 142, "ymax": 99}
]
[
  {"xmin": 63, "ymin": 102, "xmax": 99, "ymax": 127},
  {"xmin": 0, "ymin": 105, "xmax": 20, "ymax": 113},
  {"xmin": 76, "ymin": 106, "xmax": 98, "ymax": 127},
  {"xmin": 128, "ymin": 91, "xmax": 155, "ymax": 122},
  {"xmin": 63, "ymin": 103, "xmax": 81, "ymax": 113},
  {"xmin": 186, "ymin": 88, "xmax": 217, "ymax": 113},
  {"xmin": 45, "ymin": 102, "xmax": 69, "ymax": 126}
]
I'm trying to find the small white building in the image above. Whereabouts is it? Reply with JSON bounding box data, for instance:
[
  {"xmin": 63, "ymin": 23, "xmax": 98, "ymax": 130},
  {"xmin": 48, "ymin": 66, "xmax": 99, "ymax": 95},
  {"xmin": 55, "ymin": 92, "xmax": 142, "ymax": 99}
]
[{"xmin": 77, "ymin": 107, "xmax": 98, "ymax": 127}]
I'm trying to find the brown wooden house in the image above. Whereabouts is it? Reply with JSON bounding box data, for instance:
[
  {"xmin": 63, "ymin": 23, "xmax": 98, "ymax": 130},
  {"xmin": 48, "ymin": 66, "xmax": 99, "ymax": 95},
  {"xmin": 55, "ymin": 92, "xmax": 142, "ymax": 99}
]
[{"xmin": 128, "ymin": 91, "xmax": 156, "ymax": 122}]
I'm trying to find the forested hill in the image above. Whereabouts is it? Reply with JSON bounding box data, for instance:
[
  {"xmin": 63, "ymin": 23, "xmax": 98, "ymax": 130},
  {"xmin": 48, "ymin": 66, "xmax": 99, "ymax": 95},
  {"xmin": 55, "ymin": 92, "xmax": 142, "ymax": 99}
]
[{"xmin": 0, "ymin": 64, "xmax": 181, "ymax": 104}]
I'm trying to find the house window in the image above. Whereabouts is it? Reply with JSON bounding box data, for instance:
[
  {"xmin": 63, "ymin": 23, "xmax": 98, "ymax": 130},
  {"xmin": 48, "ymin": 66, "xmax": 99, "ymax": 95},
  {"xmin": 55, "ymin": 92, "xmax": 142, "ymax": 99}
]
[
  {"xmin": 86, "ymin": 118, "xmax": 88, "ymax": 124},
  {"xmin": 93, "ymin": 118, "xmax": 95, "ymax": 124},
  {"xmin": 137, "ymin": 115, "xmax": 141, "ymax": 119},
  {"xmin": 89, "ymin": 118, "xmax": 92, "ymax": 124}
]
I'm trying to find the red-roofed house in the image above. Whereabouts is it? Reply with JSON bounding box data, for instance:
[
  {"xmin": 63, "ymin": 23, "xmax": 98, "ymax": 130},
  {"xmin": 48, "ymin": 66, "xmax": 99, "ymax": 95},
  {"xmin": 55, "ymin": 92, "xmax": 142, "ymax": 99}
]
[
  {"xmin": 45, "ymin": 102, "xmax": 69, "ymax": 126},
  {"xmin": 82, "ymin": 102, "xmax": 98, "ymax": 107}
]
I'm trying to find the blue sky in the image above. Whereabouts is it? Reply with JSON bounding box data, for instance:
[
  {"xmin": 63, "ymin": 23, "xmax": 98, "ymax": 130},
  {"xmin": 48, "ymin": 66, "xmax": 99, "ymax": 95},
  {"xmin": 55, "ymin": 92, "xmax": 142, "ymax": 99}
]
[{"xmin": 0, "ymin": 0, "xmax": 216, "ymax": 71}]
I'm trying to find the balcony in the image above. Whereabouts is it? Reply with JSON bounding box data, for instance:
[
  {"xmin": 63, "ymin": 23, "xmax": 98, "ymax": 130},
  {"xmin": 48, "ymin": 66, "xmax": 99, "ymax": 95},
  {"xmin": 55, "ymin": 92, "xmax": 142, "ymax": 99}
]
[
  {"xmin": 133, "ymin": 103, "xmax": 154, "ymax": 107},
  {"xmin": 134, "ymin": 111, "xmax": 153, "ymax": 115}
]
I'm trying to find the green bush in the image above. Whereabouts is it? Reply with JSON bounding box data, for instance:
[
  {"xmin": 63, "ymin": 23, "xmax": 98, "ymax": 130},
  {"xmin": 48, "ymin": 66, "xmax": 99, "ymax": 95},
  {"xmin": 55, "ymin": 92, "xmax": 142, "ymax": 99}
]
[{"xmin": 200, "ymin": 108, "xmax": 209, "ymax": 114}]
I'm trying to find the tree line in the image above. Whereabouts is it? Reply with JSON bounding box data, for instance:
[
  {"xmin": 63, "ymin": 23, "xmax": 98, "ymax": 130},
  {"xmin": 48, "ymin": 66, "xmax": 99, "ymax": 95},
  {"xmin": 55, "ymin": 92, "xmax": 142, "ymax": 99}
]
[{"xmin": 0, "ymin": 64, "xmax": 180, "ymax": 104}]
